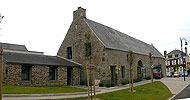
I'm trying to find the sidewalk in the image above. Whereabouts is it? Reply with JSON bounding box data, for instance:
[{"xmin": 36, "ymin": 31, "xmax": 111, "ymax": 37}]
[
  {"xmin": 3, "ymin": 79, "xmax": 152, "ymax": 100},
  {"xmin": 3, "ymin": 77, "xmax": 190, "ymax": 100},
  {"xmin": 160, "ymin": 77, "xmax": 190, "ymax": 95}
]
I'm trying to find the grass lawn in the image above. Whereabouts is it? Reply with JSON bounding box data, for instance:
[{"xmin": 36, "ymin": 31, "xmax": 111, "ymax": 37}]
[
  {"xmin": 55, "ymin": 81, "xmax": 173, "ymax": 100},
  {"xmin": 2, "ymin": 84, "xmax": 87, "ymax": 94}
]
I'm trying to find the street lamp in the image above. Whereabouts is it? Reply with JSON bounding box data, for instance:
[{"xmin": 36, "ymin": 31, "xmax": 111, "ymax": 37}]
[{"xmin": 180, "ymin": 38, "xmax": 188, "ymax": 81}]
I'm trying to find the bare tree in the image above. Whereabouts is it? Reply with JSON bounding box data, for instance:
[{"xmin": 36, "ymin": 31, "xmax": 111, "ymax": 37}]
[{"xmin": 127, "ymin": 50, "xmax": 135, "ymax": 92}]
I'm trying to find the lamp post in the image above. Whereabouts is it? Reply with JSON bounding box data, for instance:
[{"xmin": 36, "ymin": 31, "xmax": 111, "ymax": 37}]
[{"xmin": 180, "ymin": 38, "xmax": 188, "ymax": 81}]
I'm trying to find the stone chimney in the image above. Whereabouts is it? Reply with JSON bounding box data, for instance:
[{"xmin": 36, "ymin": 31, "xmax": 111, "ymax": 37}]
[
  {"xmin": 185, "ymin": 47, "xmax": 188, "ymax": 56},
  {"xmin": 164, "ymin": 50, "xmax": 167, "ymax": 58},
  {"xmin": 73, "ymin": 7, "xmax": 86, "ymax": 21}
]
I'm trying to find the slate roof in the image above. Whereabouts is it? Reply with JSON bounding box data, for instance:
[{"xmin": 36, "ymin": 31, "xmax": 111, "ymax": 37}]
[
  {"xmin": 85, "ymin": 19, "xmax": 164, "ymax": 58},
  {"xmin": 0, "ymin": 42, "xmax": 28, "ymax": 51},
  {"xmin": 167, "ymin": 50, "xmax": 186, "ymax": 56},
  {"xmin": 3, "ymin": 52, "xmax": 81, "ymax": 67}
]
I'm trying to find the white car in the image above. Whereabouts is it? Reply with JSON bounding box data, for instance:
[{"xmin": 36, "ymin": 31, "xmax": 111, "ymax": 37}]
[
  {"xmin": 174, "ymin": 72, "xmax": 180, "ymax": 77},
  {"xmin": 166, "ymin": 72, "xmax": 172, "ymax": 77},
  {"xmin": 182, "ymin": 71, "xmax": 188, "ymax": 76}
]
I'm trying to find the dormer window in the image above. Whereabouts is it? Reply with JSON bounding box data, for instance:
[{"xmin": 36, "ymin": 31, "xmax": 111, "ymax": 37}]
[{"xmin": 168, "ymin": 55, "xmax": 172, "ymax": 58}]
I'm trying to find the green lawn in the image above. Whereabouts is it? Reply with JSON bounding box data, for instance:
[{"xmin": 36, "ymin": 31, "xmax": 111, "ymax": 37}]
[
  {"xmin": 2, "ymin": 84, "xmax": 87, "ymax": 94},
  {"xmin": 57, "ymin": 81, "xmax": 173, "ymax": 100}
]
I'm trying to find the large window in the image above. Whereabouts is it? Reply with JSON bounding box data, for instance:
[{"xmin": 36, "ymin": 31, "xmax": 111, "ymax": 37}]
[
  {"xmin": 121, "ymin": 66, "xmax": 125, "ymax": 78},
  {"xmin": 85, "ymin": 43, "xmax": 91, "ymax": 57},
  {"xmin": 49, "ymin": 67, "xmax": 56, "ymax": 80},
  {"xmin": 67, "ymin": 47, "xmax": 72, "ymax": 59},
  {"xmin": 21, "ymin": 65, "xmax": 31, "ymax": 81}
]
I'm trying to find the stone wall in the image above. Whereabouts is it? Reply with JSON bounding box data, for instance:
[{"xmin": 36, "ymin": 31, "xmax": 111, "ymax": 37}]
[
  {"xmin": 3, "ymin": 63, "xmax": 80, "ymax": 86},
  {"xmin": 57, "ymin": 8, "xmax": 166, "ymax": 85},
  {"xmin": 57, "ymin": 8, "xmax": 105, "ymax": 83},
  {"xmin": 101, "ymin": 48, "xmax": 166, "ymax": 84}
]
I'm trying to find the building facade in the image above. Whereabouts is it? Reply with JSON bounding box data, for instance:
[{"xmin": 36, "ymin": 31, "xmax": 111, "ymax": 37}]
[
  {"xmin": 164, "ymin": 48, "xmax": 190, "ymax": 75},
  {"xmin": 57, "ymin": 7, "xmax": 166, "ymax": 85},
  {"xmin": 1, "ymin": 43, "xmax": 81, "ymax": 86}
]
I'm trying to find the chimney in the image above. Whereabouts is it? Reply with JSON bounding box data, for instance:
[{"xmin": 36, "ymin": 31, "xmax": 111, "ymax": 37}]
[
  {"xmin": 185, "ymin": 47, "xmax": 188, "ymax": 56},
  {"xmin": 164, "ymin": 50, "xmax": 167, "ymax": 58},
  {"xmin": 73, "ymin": 7, "xmax": 86, "ymax": 21}
]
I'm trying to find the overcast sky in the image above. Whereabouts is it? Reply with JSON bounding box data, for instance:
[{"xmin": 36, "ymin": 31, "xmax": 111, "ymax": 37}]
[{"xmin": 0, "ymin": 0, "xmax": 190, "ymax": 56}]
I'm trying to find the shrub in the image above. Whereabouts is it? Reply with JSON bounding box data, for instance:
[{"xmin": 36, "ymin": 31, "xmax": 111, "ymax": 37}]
[
  {"xmin": 121, "ymin": 81, "xmax": 127, "ymax": 85},
  {"xmin": 106, "ymin": 82, "xmax": 111, "ymax": 88},
  {"xmin": 133, "ymin": 79, "xmax": 142, "ymax": 83},
  {"xmin": 111, "ymin": 82, "xmax": 115, "ymax": 87},
  {"xmin": 99, "ymin": 82, "xmax": 104, "ymax": 87},
  {"xmin": 146, "ymin": 76, "xmax": 151, "ymax": 80},
  {"xmin": 80, "ymin": 81, "xmax": 85, "ymax": 85}
]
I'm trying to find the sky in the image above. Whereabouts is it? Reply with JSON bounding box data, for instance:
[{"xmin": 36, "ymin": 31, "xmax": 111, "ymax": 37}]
[{"xmin": 0, "ymin": 0, "xmax": 190, "ymax": 56}]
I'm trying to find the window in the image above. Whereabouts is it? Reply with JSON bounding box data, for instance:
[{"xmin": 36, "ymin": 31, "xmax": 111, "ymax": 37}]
[
  {"xmin": 21, "ymin": 65, "xmax": 31, "ymax": 81},
  {"xmin": 85, "ymin": 43, "xmax": 91, "ymax": 57},
  {"xmin": 121, "ymin": 66, "xmax": 125, "ymax": 78},
  {"xmin": 175, "ymin": 54, "xmax": 178, "ymax": 57},
  {"xmin": 49, "ymin": 67, "xmax": 56, "ymax": 80},
  {"xmin": 168, "ymin": 55, "xmax": 172, "ymax": 58},
  {"xmin": 173, "ymin": 60, "xmax": 176, "ymax": 65},
  {"xmin": 67, "ymin": 47, "xmax": 72, "ymax": 59},
  {"xmin": 166, "ymin": 68, "xmax": 169, "ymax": 72},
  {"xmin": 165, "ymin": 61, "xmax": 167, "ymax": 65},
  {"xmin": 167, "ymin": 61, "xmax": 170, "ymax": 65},
  {"xmin": 180, "ymin": 67, "xmax": 183, "ymax": 72}
]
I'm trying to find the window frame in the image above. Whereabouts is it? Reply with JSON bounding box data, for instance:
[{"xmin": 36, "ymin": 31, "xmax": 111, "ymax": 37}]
[
  {"xmin": 21, "ymin": 65, "xmax": 31, "ymax": 81},
  {"xmin": 49, "ymin": 66, "xmax": 57, "ymax": 80},
  {"xmin": 67, "ymin": 47, "xmax": 72, "ymax": 59},
  {"xmin": 121, "ymin": 66, "xmax": 125, "ymax": 78}
]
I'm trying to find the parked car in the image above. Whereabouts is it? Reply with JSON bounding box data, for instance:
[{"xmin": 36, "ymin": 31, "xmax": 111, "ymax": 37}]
[
  {"xmin": 173, "ymin": 72, "xmax": 180, "ymax": 77},
  {"xmin": 166, "ymin": 72, "xmax": 172, "ymax": 77},
  {"xmin": 182, "ymin": 71, "xmax": 188, "ymax": 76},
  {"xmin": 153, "ymin": 72, "xmax": 163, "ymax": 79}
]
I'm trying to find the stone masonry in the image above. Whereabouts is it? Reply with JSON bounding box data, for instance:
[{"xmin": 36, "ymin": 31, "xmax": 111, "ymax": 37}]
[
  {"xmin": 3, "ymin": 63, "xmax": 80, "ymax": 86},
  {"xmin": 57, "ymin": 7, "xmax": 166, "ymax": 85}
]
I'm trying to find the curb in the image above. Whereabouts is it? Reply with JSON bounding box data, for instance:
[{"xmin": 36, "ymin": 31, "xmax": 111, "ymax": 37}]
[
  {"xmin": 3, "ymin": 90, "xmax": 100, "ymax": 97},
  {"xmin": 169, "ymin": 83, "xmax": 190, "ymax": 100}
]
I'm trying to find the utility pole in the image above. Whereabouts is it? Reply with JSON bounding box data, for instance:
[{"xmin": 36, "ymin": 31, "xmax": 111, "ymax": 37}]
[
  {"xmin": 149, "ymin": 52, "xmax": 154, "ymax": 86},
  {"xmin": 0, "ymin": 46, "xmax": 3, "ymax": 100}
]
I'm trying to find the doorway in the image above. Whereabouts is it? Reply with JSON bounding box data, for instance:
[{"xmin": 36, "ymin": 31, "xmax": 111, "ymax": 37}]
[
  {"xmin": 67, "ymin": 68, "xmax": 72, "ymax": 85},
  {"xmin": 110, "ymin": 66, "xmax": 116, "ymax": 83},
  {"xmin": 137, "ymin": 60, "xmax": 143, "ymax": 80}
]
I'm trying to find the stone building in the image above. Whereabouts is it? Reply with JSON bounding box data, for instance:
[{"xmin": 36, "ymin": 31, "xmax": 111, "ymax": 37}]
[
  {"xmin": 57, "ymin": 7, "xmax": 166, "ymax": 85},
  {"xmin": 1, "ymin": 42, "xmax": 81, "ymax": 86},
  {"xmin": 164, "ymin": 48, "xmax": 190, "ymax": 75}
]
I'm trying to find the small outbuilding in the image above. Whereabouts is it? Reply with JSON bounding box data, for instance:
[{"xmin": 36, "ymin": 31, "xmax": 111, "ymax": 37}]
[{"xmin": 1, "ymin": 42, "xmax": 81, "ymax": 86}]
